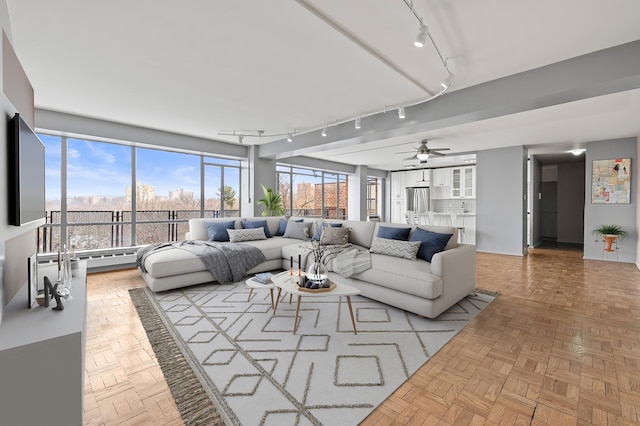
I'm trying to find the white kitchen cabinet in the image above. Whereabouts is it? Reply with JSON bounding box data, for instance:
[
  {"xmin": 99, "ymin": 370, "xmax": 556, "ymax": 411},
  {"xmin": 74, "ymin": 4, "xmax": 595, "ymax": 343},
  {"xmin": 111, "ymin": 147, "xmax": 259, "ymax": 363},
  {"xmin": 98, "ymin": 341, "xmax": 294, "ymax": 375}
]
[
  {"xmin": 408, "ymin": 169, "xmax": 430, "ymax": 186},
  {"xmin": 391, "ymin": 171, "xmax": 406, "ymax": 200},
  {"xmin": 451, "ymin": 166, "xmax": 475, "ymax": 198},
  {"xmin": 432, "ymin": 168, "xmax": 451, "ymax": 187},
  {"xmin": 391, "ymin": 198, "xmax": 406, "ymax": 223}
]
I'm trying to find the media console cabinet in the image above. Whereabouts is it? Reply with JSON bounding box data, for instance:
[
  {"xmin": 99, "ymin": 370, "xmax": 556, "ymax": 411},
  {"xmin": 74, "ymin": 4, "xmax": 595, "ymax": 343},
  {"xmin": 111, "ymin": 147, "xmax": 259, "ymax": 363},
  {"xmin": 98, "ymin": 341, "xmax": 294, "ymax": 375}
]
[{"xmin": 0, "ymin": 261, "xmax": 87, "ymax": 425}]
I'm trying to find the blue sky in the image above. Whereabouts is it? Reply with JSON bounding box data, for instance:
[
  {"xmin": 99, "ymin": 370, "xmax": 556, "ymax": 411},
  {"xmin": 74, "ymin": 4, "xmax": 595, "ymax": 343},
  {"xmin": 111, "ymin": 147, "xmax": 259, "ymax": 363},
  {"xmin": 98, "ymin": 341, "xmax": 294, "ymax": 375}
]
[{"xmin": 40, "ymin": 135, "xmax": 240, "ymax": 199}]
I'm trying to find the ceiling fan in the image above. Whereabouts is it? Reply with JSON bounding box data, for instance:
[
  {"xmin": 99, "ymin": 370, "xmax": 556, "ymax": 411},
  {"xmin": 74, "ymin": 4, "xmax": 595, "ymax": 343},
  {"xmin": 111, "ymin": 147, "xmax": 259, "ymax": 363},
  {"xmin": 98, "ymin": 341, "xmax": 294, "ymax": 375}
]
[{"xmin": 396, "ymin": 140, "xmax": 450, "ymax": 162}]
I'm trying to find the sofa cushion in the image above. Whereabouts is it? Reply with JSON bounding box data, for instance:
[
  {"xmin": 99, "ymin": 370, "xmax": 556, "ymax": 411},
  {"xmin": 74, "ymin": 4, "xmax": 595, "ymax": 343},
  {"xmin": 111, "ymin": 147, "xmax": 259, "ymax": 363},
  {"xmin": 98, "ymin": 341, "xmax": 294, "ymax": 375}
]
[
  {"xmin": 352, "ymin": 253, "xmax": 443, "ymax": 300},
  {"xmin": 283, "ymin": 221, "xmax": 311, "ymax": 240},
  {"xmin": 228, "ymin": 228, "xmax": 267, "ymax": 242},
  {"xmin": 241, "ymin": 219, "xmax": 272, "ymax": 238},
  {"xmin": 369, "ymin": 237, "xmax": 421, "ymax": 260},
  {"xmin": 410, "ymin": 228, "xmax": 452, "ymax": 262},
  {"xmin": 312, "ymin": 222, "xmax": 342, "ymax": 241},
  {"xmin": 205, "ymin": 220, "xmax": 236, "ymax": 242},
  {"xmin": 377, "ymin": 226, "xmax": 411, "ymax": 241},
  {"xmin": 320, "ymin": 226, "xmax": 350, "ymax": 245}
]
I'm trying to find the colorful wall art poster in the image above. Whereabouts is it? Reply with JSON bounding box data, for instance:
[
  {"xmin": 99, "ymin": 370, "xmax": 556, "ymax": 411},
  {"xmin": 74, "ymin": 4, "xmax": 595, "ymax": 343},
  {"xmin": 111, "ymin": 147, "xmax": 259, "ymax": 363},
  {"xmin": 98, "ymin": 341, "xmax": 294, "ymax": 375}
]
[{"xmin": 591, "ymin": 158, "xmax": 631, "ymax": 203}]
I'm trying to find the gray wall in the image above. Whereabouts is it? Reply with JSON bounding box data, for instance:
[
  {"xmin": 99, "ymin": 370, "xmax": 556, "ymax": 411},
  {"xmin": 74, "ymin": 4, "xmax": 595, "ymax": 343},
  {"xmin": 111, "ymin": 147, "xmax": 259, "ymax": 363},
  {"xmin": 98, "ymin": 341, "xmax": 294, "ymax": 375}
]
[
  {"xmin": 1, "ymin": 17, "xmax": 40, "ymax": 307},
  {"xmin": 584, "ymin": 138, "xmax": 637, "ymax": 262},
  {"xmin": 637, "ymin": 133, "xmax": 640, "ymax": 269},
  {"xmin": 476, "ymin": 146, "xmax": 528, "ymax": 255},
  {"xmin": 557, "ymin": 162, "xmax": 585, "ymax": 244}
]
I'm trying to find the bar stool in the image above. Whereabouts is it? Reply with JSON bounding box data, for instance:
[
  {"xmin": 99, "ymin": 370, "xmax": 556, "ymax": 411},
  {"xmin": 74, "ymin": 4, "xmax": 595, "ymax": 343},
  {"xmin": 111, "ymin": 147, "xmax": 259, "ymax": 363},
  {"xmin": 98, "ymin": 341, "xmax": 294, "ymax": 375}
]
[
  {"xmin": 450, "ymin": 212, "xmax": 466, "ymax": 243},
  {"xmin": 405, "ymin": 210, "xmax": 415, "ymax": 224}
]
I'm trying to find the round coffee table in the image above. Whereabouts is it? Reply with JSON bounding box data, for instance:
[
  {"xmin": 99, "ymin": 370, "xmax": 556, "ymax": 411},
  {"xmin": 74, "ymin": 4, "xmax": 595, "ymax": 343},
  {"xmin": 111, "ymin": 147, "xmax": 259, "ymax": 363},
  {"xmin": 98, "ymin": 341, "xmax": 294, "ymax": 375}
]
[
  {"xmin": 245, "ymin": 277, "xmax": 278, "ymax": 310},
  {"xmin": 271, "ymin": 271, "xmax": 361, "ymax": 334}
]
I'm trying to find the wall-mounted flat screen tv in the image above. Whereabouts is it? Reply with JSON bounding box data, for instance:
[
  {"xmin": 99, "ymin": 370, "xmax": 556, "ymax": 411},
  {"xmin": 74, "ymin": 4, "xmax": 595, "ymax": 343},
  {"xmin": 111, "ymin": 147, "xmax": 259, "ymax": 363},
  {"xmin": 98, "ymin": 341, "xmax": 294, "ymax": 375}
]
[{"xmin": 8, "ymin": 113, "xmax": 46, "ymax": 226}]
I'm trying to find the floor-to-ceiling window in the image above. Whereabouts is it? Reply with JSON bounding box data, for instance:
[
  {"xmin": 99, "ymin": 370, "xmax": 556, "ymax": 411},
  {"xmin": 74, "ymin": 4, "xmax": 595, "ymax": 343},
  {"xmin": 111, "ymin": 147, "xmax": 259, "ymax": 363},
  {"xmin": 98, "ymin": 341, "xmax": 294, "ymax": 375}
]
[
  {"xmin": 277, "ymin": 165, "xmax": 348, "ymax": 219},
  {"xmin": 39, "ymin": 134, "xmax": 242, "ymax": 254},
  {"xmin": 367, "ymin": 177, "xmax": 379, "ymax": 216},
  {"xmin": 203, "ymin": 156, "xmax": 241, "ymax": 218},
  {"xmin": 135, "ymin": 148, "xmax": 201, "ymax": 245}
]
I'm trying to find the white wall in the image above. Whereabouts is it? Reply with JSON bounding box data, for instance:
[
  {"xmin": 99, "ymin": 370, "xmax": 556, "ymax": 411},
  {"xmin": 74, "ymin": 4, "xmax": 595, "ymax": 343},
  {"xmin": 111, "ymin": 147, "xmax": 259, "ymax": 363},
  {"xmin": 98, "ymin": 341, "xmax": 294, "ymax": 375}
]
[
  {"xmin": 476, "ymin": 146, "xmax": 527, "ymax": 256},
  {"xmin": 583, "ymin": 138, "xmax": 637, "ymax": 262}
]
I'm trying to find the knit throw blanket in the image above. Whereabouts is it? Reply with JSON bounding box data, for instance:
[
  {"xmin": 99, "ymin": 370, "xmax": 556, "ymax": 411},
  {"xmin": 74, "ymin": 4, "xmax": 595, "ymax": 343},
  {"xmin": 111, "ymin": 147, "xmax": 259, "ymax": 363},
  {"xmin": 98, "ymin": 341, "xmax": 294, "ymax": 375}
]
[
  {"xmin": 137, "ymin": 240, "xmax": 266, "ymax": 284},
  {"xmin": 300, "ymin": 243, "xmax": 372, "ymax": 278}
]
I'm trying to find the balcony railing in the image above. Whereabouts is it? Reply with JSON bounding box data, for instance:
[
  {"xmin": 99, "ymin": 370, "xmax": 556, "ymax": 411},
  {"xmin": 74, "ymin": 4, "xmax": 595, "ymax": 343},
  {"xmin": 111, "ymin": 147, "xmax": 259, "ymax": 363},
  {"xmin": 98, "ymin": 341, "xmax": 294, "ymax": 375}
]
[
  {"xmin": 37, "ymin": 207, "xmax": 345, "ymax": 254},
  {"xmin": 38, "ymin": 209, "xmax": 239, "ymax": 253}
]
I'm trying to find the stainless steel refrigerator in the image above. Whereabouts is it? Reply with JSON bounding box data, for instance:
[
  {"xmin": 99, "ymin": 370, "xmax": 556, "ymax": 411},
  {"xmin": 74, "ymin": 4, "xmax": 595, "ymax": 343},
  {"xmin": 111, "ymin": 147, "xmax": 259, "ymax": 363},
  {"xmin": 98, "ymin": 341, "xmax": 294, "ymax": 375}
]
[{"xmin": 406, "ymin": 186, "xmax": 430, "ymax": 213}]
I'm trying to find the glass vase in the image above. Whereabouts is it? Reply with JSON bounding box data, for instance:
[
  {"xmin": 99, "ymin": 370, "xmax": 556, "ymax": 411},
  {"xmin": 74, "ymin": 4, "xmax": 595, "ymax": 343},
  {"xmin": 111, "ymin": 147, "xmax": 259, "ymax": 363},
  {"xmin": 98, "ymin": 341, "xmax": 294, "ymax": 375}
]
[{"xmin": 306, "ymin": 261, "xmax": 329, "ymax": 288}]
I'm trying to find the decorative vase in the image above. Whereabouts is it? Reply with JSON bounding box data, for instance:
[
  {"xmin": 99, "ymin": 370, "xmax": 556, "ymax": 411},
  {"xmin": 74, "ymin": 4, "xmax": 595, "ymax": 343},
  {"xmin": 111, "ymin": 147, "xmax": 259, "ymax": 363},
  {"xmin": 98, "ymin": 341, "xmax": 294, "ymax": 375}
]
[
  {"xmin": 603, "ymin": 235, "xmax": 618, "ymax": 252},
  {"xmin": 306, "ymin": 261, "xmax": 329, "ymax": 288}
]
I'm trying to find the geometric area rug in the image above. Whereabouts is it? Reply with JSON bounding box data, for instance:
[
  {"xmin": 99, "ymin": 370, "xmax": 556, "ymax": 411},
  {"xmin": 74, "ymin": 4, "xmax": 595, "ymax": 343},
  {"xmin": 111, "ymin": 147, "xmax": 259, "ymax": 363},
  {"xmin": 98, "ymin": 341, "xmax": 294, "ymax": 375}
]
[{"xmin": 130, "ymin": 281, "xmax": 496, "ymax": 426}]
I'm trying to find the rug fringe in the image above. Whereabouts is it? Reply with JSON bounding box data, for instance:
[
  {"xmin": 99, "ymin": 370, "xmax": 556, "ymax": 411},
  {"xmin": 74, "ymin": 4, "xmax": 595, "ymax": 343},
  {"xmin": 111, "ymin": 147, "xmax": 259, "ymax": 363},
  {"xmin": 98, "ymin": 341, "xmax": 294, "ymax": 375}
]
[{"xmin": 129, "ymin": 288, "xmax": 226, "ymax": 426}]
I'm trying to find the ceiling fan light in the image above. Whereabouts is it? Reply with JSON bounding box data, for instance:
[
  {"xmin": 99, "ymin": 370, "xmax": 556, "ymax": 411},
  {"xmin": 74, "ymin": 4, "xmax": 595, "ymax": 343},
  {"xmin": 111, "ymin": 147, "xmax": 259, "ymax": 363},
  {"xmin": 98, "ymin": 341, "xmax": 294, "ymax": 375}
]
[
  {"xmin": 398, "ymin": 106, "xmax": 405, "ymax": 119},
  {"xmin": 414, "ymin": 24, "xmax": 428, "ymax": 47},
  {"xmin": 416, "ymin": 153, "xmax": 429, "ymax": 161}
]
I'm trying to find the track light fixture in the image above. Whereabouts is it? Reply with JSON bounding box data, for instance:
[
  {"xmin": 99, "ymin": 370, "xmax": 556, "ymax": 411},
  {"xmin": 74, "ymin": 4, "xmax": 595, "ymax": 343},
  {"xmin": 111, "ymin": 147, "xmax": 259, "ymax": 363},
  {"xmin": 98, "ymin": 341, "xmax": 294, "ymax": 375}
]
[
  {"xmin": 322, "ymin": 126, "xmax": 327, "ymax": 137},
  {"xmin": 440, "ymin": 73, "xmax": 454, "ymax": 90},
  {"xmin": 287, "ymin": 133, "xmax": 293, "ymax": 142},
  {"xmin": 414, "ymin": 24, "xmax": 428, "ymax": 47},
  {"xmin": 398, "ymin": 106, "xmax": 406, "ymax": 119},
  {"xmin": 355, "ymin": 116, "xmax": 361, "ymax": 129}
]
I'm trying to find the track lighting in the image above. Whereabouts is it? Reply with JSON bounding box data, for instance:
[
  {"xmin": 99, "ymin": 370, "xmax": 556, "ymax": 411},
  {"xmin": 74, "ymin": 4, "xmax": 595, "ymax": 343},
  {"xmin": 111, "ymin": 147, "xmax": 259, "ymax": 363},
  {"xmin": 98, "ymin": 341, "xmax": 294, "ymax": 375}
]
[
  {"xmin": 440, "ymin": 74, "xmax": 454, "ymax": 90},
  {"xmin": 414, "ymin": 24, "xmax": 428, "ymax": 47},
  {"xmin": 287, "ymin": 133, "xmax": 293, "ymax": 142},
  {"xmin": 398, "ymin": 106, "xmax": 405, "ymax": 119},
  {"xmin": 355, "ymin": 117, "xmax": 361, "ymax": 129},
  {"xmin": 322, "ymin": 126, "xmax": 327, "ymax": 137}
]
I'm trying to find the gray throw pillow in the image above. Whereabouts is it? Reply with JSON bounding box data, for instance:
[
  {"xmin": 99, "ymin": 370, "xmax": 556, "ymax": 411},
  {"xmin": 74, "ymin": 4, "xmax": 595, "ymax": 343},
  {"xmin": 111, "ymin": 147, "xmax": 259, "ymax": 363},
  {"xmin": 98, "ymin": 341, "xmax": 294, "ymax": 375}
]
[
  {"xmin": 320, "ymin": 226, "xmax": 350, "ymax": 245},
  {"xmin": 369, "ymin": 237, "xmax": 421, "ymax": 260},
  {"xmin": 282, "ymin": 221, "xmax": 311, "ymax": 240},
  {"xmin": 227, "ymin": 228, "xmax": 267, "ymax": 242}
]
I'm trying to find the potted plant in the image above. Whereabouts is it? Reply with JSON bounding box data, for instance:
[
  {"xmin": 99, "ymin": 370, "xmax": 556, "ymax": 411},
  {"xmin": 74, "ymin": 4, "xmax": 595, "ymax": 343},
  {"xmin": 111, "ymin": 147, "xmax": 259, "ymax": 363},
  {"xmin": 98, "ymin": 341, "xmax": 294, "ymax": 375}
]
[
  {"xmin": 257, "ymin": 184, "xmax": 285, "ymax": 216},
  {"xmin": 592, "ymin": 224, "xmax": 628, "ymax": 252}
]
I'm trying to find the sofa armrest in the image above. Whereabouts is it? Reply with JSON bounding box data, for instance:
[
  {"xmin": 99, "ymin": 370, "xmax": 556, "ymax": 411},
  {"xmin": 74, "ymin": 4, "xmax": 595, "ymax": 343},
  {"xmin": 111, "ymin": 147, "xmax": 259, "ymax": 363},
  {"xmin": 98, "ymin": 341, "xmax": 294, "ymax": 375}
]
[{"xmin": 430, "ymin": 244, "xmax": 476, "ymax": 294}]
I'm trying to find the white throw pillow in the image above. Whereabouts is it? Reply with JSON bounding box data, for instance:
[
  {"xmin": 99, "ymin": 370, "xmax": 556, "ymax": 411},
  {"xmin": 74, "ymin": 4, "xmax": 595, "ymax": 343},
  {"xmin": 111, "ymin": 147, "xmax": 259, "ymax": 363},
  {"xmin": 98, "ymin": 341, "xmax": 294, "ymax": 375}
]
[
  {"xmin": 369, "ymin": 237, "xmax": 421, "ymax": 260},
  {"xmin": 227, "ymin": 227, "xmax": 267, "ymax": 242}
]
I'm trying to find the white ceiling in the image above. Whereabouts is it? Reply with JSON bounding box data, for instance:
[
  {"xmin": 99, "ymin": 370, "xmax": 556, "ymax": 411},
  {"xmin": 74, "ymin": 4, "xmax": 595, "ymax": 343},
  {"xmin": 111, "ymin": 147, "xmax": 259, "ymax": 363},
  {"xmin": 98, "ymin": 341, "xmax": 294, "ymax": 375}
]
[{"xmin": 6, "ymin": 0, "xmax": 640, "ymax": 170}]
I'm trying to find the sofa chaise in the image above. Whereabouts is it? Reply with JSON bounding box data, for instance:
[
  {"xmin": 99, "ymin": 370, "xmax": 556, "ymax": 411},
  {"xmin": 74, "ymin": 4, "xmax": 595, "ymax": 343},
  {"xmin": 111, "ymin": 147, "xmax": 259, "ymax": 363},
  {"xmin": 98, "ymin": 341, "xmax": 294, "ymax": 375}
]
[{"xmin": 138, "ymin": 216, "xmax": 476, "ymax": 318}]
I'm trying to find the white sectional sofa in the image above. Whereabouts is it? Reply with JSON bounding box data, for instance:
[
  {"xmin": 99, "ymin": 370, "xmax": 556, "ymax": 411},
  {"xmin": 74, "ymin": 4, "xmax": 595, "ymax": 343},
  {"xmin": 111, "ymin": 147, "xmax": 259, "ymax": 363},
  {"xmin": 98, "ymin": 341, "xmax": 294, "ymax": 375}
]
[{"xmin": 138, "ymin": 216, "xmax": 476, "ymax": 318}]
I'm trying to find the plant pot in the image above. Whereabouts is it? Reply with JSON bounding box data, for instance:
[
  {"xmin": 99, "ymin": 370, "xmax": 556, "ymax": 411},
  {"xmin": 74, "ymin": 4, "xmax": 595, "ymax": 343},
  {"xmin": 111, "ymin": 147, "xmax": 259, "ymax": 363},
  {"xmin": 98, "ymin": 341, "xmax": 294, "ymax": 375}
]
[{"xmin": 603, "ymin": 234, "xmax": 618, "ymax": 252}]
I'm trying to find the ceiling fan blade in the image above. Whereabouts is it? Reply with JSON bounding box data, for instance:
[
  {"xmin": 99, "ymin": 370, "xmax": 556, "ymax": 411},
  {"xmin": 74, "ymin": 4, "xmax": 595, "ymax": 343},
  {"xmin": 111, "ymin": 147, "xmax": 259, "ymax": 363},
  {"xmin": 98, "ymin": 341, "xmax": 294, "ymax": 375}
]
[
  {"xmin": 433, "ymin": 147, "xmax": 450, "ymax": 151},
  {"xmin": 429, "ymin": 151, "xmax": 446, "ymax": 157},
  {"xmin": 402, "ymin": 155, "xmax": 417, "ymax": 161},
  {"xmin": 394, "ymin": 150, "xmax": 415, "ymax": 154}
]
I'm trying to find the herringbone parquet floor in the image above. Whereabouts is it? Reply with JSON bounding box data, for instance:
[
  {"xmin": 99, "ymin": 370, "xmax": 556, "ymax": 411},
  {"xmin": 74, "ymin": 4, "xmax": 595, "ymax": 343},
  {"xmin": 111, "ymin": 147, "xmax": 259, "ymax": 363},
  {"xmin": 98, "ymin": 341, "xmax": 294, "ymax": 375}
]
[{"xmin": 83, "ymin": 247, "xmax": 640, "ymax": 425}]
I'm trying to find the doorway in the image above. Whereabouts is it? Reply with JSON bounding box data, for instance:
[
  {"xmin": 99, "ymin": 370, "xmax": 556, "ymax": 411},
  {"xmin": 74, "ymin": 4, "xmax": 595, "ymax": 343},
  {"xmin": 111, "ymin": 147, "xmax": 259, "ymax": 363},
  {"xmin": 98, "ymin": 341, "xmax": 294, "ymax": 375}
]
[{"xmin": 530, "ymin": 155, "xmax": 585, "ymax": 250}]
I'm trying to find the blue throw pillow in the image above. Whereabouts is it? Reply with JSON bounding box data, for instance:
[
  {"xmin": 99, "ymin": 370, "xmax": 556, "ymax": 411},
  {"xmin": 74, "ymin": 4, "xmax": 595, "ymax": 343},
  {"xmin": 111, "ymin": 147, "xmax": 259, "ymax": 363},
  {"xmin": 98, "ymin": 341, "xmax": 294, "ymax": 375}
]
[
  {"xmin": 205, "ymin": 220, "xmax": 236, "ymax": 242},
  {"xmin": 377, "ymin": 226, "xmax": 411, "ymax": 241},
  {"xmin": 410, "ymin": 228, "xmax": 452, "ymax": 262},
  {"xmin": 275, "ymin": 218, "xmax": 303, "ymax": 236},
  {"xmin": 242, "ymin": 219, "xmax": 272, "ymax": 238},
  {"xmin": 312, "ymin": 222, "xmax": 342, "ymax": 241}
]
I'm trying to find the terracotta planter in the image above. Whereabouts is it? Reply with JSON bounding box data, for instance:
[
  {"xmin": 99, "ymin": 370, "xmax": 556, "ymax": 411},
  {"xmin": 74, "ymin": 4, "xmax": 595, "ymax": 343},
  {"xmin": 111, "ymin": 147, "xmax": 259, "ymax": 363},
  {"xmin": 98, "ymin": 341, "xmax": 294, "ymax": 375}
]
[{"xmin": 603, "ymin": 234, "xmax": 618, "ymax": 252}]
